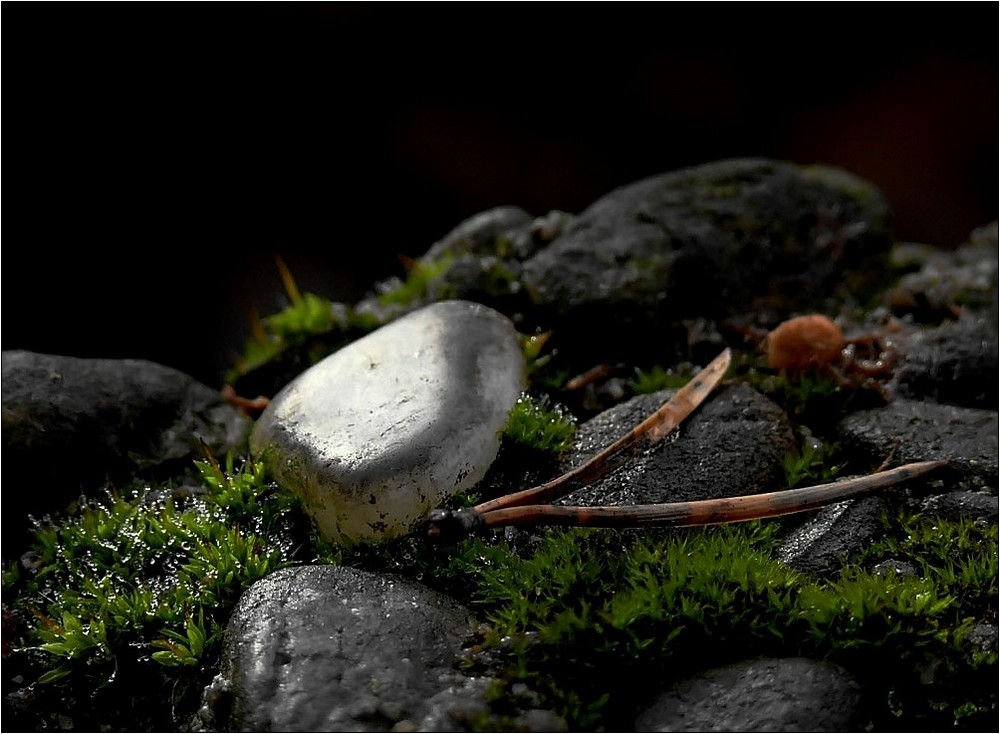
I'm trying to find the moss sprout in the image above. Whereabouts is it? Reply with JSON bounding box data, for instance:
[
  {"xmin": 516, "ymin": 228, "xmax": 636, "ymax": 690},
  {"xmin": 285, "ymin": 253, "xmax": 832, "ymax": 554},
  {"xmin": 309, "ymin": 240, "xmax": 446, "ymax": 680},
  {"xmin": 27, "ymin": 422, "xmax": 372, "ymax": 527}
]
[
  {"xmin": 503, "ymin": 394, "xmax": 578, "ymax": 455},
  {"xmin": 629, "ymin": 364, "xmax": 697, "ymax": 395},
  {"xmin": 377, "ymin": 256, "xmax": 454, "ymax": 307},
  {"xmin": 782, "ymin": 441, "xmax": 847, "ymax": 489},
  {"xmin": 461, "ymin": 519, "xmax": 996, "ymax": 730},
  {"xmin": 226, "ymin": 258, "xmax": 383, "ymax": 387}
]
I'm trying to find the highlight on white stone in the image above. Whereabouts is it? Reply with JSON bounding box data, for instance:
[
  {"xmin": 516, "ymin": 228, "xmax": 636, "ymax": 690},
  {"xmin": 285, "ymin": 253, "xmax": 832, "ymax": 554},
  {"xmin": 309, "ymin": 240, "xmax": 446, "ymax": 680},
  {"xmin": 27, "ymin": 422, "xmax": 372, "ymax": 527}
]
[{"xmin": 251, "ymin": 300, "xmax": 527, "ymax": 544}]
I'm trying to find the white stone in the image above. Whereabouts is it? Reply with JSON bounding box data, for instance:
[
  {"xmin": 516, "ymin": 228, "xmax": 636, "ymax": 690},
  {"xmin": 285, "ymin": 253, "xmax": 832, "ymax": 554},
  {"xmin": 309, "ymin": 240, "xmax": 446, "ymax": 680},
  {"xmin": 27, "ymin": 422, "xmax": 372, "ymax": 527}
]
[{"xmin": 251, "ymin": 300, "xmax": 526, "ymax": 545}]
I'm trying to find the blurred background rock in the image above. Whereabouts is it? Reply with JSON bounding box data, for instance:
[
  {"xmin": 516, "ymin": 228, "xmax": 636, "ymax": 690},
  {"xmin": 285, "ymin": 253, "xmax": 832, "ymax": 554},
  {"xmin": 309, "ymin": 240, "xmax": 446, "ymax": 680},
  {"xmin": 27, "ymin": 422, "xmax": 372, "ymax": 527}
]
[{"xmin": 3, "ymin": 3, "xmax": 996, "ymax": 386}]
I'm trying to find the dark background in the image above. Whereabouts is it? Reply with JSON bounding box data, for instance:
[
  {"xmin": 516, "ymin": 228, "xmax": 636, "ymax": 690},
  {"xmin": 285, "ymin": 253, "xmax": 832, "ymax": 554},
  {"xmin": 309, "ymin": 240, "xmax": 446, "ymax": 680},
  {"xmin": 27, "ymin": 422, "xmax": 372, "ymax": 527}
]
[{"xmin": 3, "ymin": 4, "xmax": 997, "ymax": 386}]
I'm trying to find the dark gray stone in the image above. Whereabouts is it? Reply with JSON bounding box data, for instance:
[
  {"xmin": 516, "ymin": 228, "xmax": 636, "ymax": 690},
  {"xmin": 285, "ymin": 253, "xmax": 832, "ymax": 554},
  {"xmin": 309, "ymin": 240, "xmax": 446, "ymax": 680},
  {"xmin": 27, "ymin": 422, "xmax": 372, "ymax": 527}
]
[
  {"xmin": 355, "ymin": 206, "xmax": 570, "ymax": 326},
  {"xmin": 559, "ymin": 382, "xmax": 796, "ymax": 507},
  {"xmin": 520, "ymin": 158, "xmax": 892, "ymax": 363},
  {"xmin": 838, "ymin": 399, "xmax": 998, "ymax": 492},
  {"xmin": 968, "ymin": 622, "xmax": 998, "ymax": 654},
  {"xmin": 421, "ymin": 207, "xmax": 573, "ymax": 311},
  {"xmin": 1, "ymin": 351, "xmax": 251, "ymax": 551},
  {"xmin": 889, "ymin": 221, "xmax": 999, "ymax": 323},
  {"xmin": 872, "ymin": 559, "xmax": 919, "ymax": 578},
  {"xmin": 777, "ymin": 495, "xmax": 890, "ymax": 576},
  {"xmin": 221, "ymin": 565, "xmax": 479, "ymax": 732},
  {"xmin": 421, "ymin": 205, "xmax": 545, "ymax": 263},
  {"xmin": 894, "ymin": 316, "xmax": 999, "ymax": 409},
  {"xmin": 918, "ymin": 490, "xmax": 999, "ymax": 523},
  {"xmin": 633, "ymin": 657, "xmax": 863, "ymax": 732},
  {"xmin": 412, "ymin": 678, "xmax": 568, "ymax": 733}
]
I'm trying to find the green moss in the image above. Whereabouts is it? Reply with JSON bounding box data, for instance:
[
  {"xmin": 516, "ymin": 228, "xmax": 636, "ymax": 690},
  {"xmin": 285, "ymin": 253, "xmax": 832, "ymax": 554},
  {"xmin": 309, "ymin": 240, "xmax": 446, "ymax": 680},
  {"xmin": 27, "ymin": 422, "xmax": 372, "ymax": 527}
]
[
  {"xmin": 228, "ymin": 291, "xmax": 343, "ymax": 382},
  {"xmin": 7, "ymin": 455, "xmax": 995, "ymax": 732},
  {"xmin": 225, "ymin": 258, "xmax": 385, "ymax": 387},
  {"xmin": 4, "ymin": 456, "xmax": 303, "ymax": 730},
  {"xmin": 745, "ymin": 367, "xmax": 843, "ymax": 420},
  {"xmin": 503, "ymin": 394, "xmax": 577, "ymax": 455},
  {"xmin": 377, "ymin": 256, "xmax": 454, "ymax": 307},
  {"xmin": 855, "ymin": 510, "xmax": 999, "ymax": 622},
  {"xmin": 782, "ymin": 441, "xmax": 846, "ymax": 489},
  {"xmin": 5, "ymin": 420, "xmax": 994, "ymax": 733},
  {"xmin": 457, "ymin": 519, "xmax": 996, "ymax": 730},
  {"xmin": 733, "ymin": 353, "xmax": 884, "ymax": 436},
  {"xmin": 629, "ymin": 364, "xmax": 696, "ymax": 395},
  {"xmin": 519, "ymin": 330, "xmax": 570, "ymax": 393}
]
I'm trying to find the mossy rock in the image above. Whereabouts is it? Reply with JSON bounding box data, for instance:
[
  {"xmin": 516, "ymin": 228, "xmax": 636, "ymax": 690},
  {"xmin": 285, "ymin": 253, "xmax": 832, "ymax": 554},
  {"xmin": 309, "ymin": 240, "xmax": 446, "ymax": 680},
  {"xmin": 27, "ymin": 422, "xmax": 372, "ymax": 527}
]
[{"xmin": 519, "ymin": 157, "xmax": 894, "ymax": 365}]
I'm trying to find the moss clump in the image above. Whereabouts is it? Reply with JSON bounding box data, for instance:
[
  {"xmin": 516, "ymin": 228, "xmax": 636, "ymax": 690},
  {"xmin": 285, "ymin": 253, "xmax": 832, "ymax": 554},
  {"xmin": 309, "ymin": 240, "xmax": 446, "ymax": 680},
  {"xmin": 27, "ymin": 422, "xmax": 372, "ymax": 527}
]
[
  {"xmin": 855, "ymin": 510, "xmax": 998, "ymax": 622},
  {"xmin": 377, "ymin": 255, "xmax": 454, "ymax": 307},
  {"xmin": 462, "ymin": 519, "xmax": 996, "ymax": 731},
  {"xmin": 503, "ymin": 394, "xmax": 577, "ymax": 456},
  {"xmin": 782, "ymin": 441, "xmax": 847, "ymax": 489},
  {"xmin": 4, "ymin": 455, "xmax": 995, "ymax": 732},
  {"xmin": 229, "ymin": 292, "xmax": 346, "ymax": 381},
  {"xmin": 226, "ymin": 257, "xmax": 382, "ymax": 389},
  {"xmin": 2, "ymin": 456, "xmax": 302, "ymax": 731}
]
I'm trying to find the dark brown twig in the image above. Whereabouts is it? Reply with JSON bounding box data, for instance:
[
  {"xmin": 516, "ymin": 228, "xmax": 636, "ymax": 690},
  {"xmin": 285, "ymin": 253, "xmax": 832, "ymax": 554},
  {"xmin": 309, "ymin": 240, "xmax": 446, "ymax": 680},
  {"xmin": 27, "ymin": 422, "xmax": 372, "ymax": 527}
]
[
  {"xmin": 473, "ymin": 460, "xmax": 947, "ymax": 530},
  {"xmin": 423, "ymin": 347, "xmax": 949, "ymax": 543},
  {"xmin": 474, "ymin": 348, "xmax": 732, "ymax": 516}
]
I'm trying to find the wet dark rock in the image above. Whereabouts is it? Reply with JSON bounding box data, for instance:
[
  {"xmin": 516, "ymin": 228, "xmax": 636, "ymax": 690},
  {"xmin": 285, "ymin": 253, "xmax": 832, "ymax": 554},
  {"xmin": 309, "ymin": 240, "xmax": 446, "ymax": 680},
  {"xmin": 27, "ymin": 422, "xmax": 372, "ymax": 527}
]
[
  {"xmin": 221, "ymin": 565, "xmax": 484, "ymax": 732},
  {"xmin": 632, "ymin": 657, "xmax": 863, "ymax": 732},
  {"xmin": 777, "ymin": 495, "xmax": 890, "ymax": 576},
  {"xmin": 413, "ymin": 678, "xmax": 568, "ymax": 733},
  {"xmin": 520, "ymin": 158, "xmax": 893, "ymax": 364},
  {"xmin": 356, "ymin": 206, "xmax": 571, "ymax": 326},
  {"xmin": 889, "ymin": 221, "xmax": 999, "ymax": 323},
  {"xmin": 410, "ymin": 678, "xmax": 493, "ymax": 732},
  {"xmin": 838, "ymin": 399, "xmax": 998, "ymax": 492},
  {"xmin": 421, "ymin": 206, "xmax": 574, "ymax": 312},
  {"xmin": 559, "ymin": 382, "xmax": 796, "ymax": 507},
  {"xmin": 1, "ymin": 350, "xmax": 251, "ymax": 553},
  {"xmin": 917, "ymin": 490, "xmax": 999, "ymax": 523},
  {"xmin": 421, "ymin": 205, "xmax": 551, "ymax": 263},
  {"xmin": 894, "ymin": 316, "xmax": 999, "ymax": 409},
  {"xmin": 872, "ymin": 559, "xmax": 919, "ymax": 578},
  {"xmin": 968, "ymin": 622, "xmax": 998, "ymax": 654},
  {"xmin": 512, "ymin": 709, "xmax": 570, "ymax": 732}
]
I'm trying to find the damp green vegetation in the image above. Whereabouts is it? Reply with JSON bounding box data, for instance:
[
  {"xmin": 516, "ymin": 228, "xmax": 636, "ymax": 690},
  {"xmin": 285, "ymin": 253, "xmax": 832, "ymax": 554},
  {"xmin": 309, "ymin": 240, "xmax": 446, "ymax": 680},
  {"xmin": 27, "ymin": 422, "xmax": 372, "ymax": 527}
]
[
  {"xmin": 629, "ymin": 364, "xmax": 696, "ymax": 394},
  {"xmin": 743, "ymin": 367, "xmax": 843, "ymax": 421},
  {"xmin": 2, "ymin": 456, "xmax": 303, "ymax": 731},
  {"xmin": 460, "ymin": 393, "xmax": 579, "ymax": 506},
  {"xmin": 377, "ymin": 255, "xmax": 454, "ymax": 307},
  {"xmin": 311, "ymin": 507, "xmax": 997, "ymax": 731},
  {"xmin": 855, "ymin": 509, "xmax": 999, "ymax": 621},
  {"xmin": 230, "ymin": 292, "xmax": 345, "ymax": 381},
  {"xmin": 519, "ymin": 329, "xmax": 571, "ymax": 393},
  {"xmin": 449, "ymin": 517, "xmax": 997, "ymax": 731},
  {"xmin": 504, "ymin": 394, "xmax": 578, "ymax": 455},
  {"xmin": 4, "ymin": 446, "xmax": 995, "ymax": 732},
  {"xmin": 782, "ymin": 441, "xmax": 847, "ymax": 488},
  {"xmin": 733, "ymin": 356, "xmax": 883, "ymax": 435},
  {"xmin": 3, "ymin": 393, "xmax": 580, "ymax": 729},
  {"xmin": 226, "ymin": 259, "xmax": 380, "ymax": 385},
  {"xmin": 231, "ymin": 253, "xmax": 524, "ymax": 388}
]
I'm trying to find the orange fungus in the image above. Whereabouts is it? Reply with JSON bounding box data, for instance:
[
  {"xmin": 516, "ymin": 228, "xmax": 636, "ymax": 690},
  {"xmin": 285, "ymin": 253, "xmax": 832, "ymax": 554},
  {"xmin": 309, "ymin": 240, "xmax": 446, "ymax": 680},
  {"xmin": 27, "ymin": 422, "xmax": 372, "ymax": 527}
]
[{"xmin": 766, "ymin": 314, "xmax": 845, "ymax": 372}]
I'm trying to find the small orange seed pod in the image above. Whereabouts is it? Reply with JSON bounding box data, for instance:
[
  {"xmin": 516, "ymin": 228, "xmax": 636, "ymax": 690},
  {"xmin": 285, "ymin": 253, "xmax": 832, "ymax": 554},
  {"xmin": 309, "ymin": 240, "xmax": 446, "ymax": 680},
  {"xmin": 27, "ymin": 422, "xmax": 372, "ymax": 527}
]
[{"xmin": 766, "ymin": 314, "xmax": 845, "ymax": 372}]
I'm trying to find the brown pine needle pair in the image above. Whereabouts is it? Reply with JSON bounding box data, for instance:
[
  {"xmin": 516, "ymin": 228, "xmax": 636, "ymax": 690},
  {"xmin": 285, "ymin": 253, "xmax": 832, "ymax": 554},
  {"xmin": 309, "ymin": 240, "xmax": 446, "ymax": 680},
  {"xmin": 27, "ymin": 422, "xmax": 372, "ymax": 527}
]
[{"xmin": 425, "ymin": 348, "xmax": 946, "ymax": 542}]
